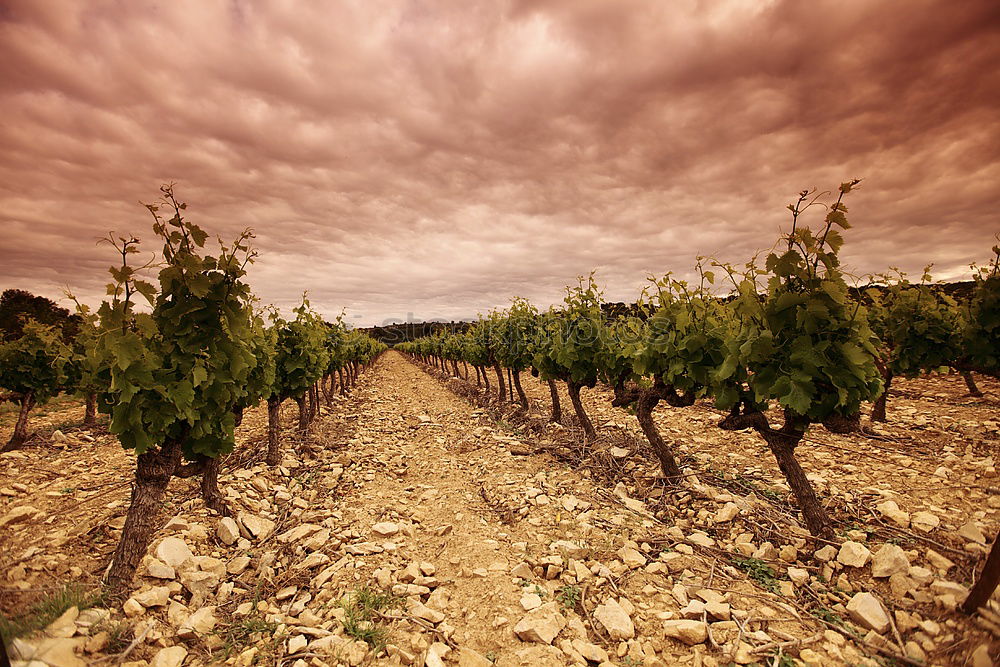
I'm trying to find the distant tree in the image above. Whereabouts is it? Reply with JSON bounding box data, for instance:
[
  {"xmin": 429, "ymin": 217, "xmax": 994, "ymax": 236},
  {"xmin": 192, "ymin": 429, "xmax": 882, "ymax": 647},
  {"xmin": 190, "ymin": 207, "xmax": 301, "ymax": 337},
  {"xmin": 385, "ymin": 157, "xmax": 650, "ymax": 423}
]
[
  {"xmin": 0, "ymin": 320, "xmax": 73, "ymax": 450},
  {"xmin": 0, "ymin": 289, "xmax": 80, "ymax": 341}
]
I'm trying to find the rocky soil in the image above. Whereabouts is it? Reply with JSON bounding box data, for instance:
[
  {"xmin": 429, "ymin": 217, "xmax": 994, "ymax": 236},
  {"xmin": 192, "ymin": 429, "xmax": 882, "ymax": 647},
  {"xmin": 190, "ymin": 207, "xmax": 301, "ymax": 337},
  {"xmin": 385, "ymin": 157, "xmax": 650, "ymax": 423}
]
[{"xmin": 1, "ymin": 352, "xmax": 998, "ymax": 666}]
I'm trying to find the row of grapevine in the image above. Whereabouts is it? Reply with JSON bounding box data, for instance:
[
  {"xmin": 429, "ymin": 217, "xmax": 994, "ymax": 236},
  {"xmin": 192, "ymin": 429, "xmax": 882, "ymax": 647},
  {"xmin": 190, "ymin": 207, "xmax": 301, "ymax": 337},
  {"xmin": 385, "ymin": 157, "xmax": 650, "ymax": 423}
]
[
  {"xmin": 865, "ymin": 265, "xmax": 998, "ymax": 420},
  {"xmin": 0, "ymin": 186, "xmax": 386, "ymax": 594},
  {"xmin": 0, "ymin": 291, "xmax": 85, "ymax": 448},
  {"xmin": 399, "ymin": 181, "xmax": 999, "ymax": 547}
]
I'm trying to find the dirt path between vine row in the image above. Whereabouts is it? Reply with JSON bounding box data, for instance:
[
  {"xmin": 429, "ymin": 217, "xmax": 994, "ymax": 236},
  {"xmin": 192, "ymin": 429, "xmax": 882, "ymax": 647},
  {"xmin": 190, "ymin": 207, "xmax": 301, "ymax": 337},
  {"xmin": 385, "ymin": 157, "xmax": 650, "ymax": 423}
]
[
  {"xmin": 4, "ymin": 350, "xmax": 996, "ymax": 666},
  {"xmin": 239, "ymin": 349, "xmax": 846, "ymax": 667}
]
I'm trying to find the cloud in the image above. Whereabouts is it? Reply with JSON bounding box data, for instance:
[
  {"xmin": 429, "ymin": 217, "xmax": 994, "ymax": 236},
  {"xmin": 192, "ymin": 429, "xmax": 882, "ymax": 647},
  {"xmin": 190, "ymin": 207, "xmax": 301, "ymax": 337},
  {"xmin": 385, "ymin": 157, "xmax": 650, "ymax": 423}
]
[{"xmin": 0, "ymin": 0, "xmax": 997, "ymax": 326}]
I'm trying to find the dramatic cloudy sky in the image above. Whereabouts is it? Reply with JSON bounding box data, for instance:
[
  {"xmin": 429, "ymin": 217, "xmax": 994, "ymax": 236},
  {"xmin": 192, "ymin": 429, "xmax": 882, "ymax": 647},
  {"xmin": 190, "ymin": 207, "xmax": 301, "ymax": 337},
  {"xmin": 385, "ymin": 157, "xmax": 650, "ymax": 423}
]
[{"xmin": 1, "ymin": 0, "xmax": 998, "ymax": 326}]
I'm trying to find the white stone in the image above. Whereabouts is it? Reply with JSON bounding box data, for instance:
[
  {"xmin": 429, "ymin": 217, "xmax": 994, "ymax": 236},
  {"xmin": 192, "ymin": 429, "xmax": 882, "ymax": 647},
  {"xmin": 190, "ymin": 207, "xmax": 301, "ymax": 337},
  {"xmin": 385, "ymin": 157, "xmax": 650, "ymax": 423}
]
[
  {"xmin": 237, "ymin": 512, "xmax": 276, "ymax": 541},
  {"xmin": 679, "ymin": 600, "xmax": 705, "ymax": 619},
  {"xmin": 593, "ymin": 598, "xmax": 634, "ymax": 640},
  {"xmin": 216, "ymin": 517, "xmax": 240, "ymax": 545},
  {"xmin": 958, "ymin": 521, "xmax": 987, "ymax": 545},
  {"xmin": 0, "ymin": 505, "xmax": 41, "ymax": 528},
  {"xmin": 12, "ymin": 636, "xmax": 85, "ymax": 667},
  {"xmin": 179, "ymin": 569, "xmax": 219, "ymax": 602},
  {"xmin": 44, "ymin": 606, "xmax": 79, "ymax": 638},
  {"xmin": 787, "ymin": 567, "xmax": 809, "ymax": 586},
  {"xmin": 513, "ymin": 602, "xmax": 566, "ymax": 644},
  {"xmin": 846, "ymin": 592, "xmax": 890, "ymax": 633},
  {"xmin": 227, "ymin": 556, "xmax": 251, "ymax": 575},
  {"xmin": 925, "ymin": 549, "xmax": 956, "ymax": 572},
  {"xmin": 371, "ymin": 522, "xmax": 400, "ymax": 538},
  {"xmin": 871, "ymin": 544, "xmax": 910, "ymax": 578},
  {"xmin": 155, "ymin": 537, "xmax": 194, "ymax": 569},
  {"xmin": 618, "ymin": 546, "xmax": 647, "ymax": 569},
  {"xmin": 134, "ymin": 586, "xmax": 171, "ymax": 608},
  {"xmin": 457, "ymin": 648, "xmax": 493, "ymax": 667},
  {"xmin": 688, "ymin": 532, "xmax": 716, "ymax": 547},
  {"xmin": 425, "ymin": 642, "xmax": 451, "ymax": 667},
  {"xmin": 875, "ymin": 500, "xmax": 910, "ymax": 528},
  {"xmin": 837, "ymin": 541, "xmax": 871, "ymax": 568},
  {"xmin": 714, "ymin": 502, "xmax": 740, "ymax": 523},
  {"xmin": 406, "ymin": 599, "xmax": 444, "ymax": 625},
  {"xmin": 970, "ymin": 643, "xmax": 993, "ymax": 667},
  {"xmin": 177, "ymin": 606, "xmax": 217, "ymax": 638},
  {"xmin": 704, "ymin": 600, "xmax": 731, "ymax": 621},
  {"xmin": 520, "ymin": 593, "xmax": 542, "ymax": 611},
  {"xmin": 149, "ymin": 645, "xmax": 188, "ymax": 667},
  {"xmin": 122, "ymin": 598, "xmax": 144, "ymax": 617},
  {"xmin": 814, "ymin": 545, "xmax": 838, "ymax": 562},
  {"xmin": 163, "ymin": 516, "xmax": 190, "ymax": 532},
  {"xmin": 550, "ymin": 540, "xmax": 588, "ymax": 559},
  {"xmin": 662, "ymin": 619, "xmax": 708, "ymax": 645},
  {"xmin": 911, "ymin": 511, "xmax": 940, "ymax": 532},
  {"xmin": 568, "ymin": 638, "xmax": 607, "ymax": 662},
  {"xmin": 288, "ymin": 635, "xmax": 308, "ymax": 654},
  {"xmin": 277, "ymin": 523, "xmax": 322, "ymax": 544},
  {"xmin": 145, "ymin": 558, "xmax": 176, "ymax": 579}
]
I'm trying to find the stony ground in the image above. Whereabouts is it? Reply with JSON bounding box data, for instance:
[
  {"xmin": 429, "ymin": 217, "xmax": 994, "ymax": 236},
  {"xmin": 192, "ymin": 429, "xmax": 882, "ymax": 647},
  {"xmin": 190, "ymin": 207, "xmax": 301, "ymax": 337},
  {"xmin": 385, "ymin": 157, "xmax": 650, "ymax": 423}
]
[{"xmin": 1, "ymin": 351, "xmax": 998, "ymax": 666}]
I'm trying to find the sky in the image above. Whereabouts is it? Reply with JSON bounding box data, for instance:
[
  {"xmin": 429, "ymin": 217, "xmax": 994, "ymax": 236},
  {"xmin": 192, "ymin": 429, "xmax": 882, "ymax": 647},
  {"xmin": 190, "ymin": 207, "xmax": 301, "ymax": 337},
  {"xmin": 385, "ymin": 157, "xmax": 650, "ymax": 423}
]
[{"xmin": 0, "ymin": 0, "xmax": 998, "ymax": 327}]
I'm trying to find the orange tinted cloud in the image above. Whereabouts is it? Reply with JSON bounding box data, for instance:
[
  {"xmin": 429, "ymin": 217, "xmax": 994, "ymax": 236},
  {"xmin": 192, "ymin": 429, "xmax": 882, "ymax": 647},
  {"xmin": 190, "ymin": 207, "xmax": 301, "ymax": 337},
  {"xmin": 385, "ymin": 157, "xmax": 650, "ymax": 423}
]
[{"xmin": 0, "ymin": 0, "xmax": 997, "ymax": 324}]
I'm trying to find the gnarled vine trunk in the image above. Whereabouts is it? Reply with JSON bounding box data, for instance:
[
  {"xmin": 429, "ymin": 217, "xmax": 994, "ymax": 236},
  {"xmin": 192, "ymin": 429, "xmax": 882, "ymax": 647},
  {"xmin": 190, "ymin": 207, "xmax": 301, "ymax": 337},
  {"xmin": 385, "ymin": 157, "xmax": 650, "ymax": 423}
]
[
  {"xmin": 546, "ymin": 379, "xmax": 562, "ymax": 423},
  {"xmin": 719, "ymin": 409, "xmax": 832, "ymax": 539},
  {"xmin": 512, "ymin": 371, "xmax": 529, "ymax": 410},
  {"xmin": 175, "ymin": 453, "xmax": 230, "ymax": 516},
  {"xmin": 3, "ymin": 392, "xmax": 36, "ymax": 452},
  {"xmin": 321, "ymin": 375, "xmax": 332, "ymax": 405},
  {"xmin": 83, "ymin": 392, "xmax": 97, "ymax": 428},
  {"xmin": 758, "ymin": 413, "xmax": 832, "ymax": 539},
  {"xmin": 296, "ymin": 395, "xmax": 309, "ymax": 435},
  {"xmin": 962, "ymin": 370, "xmax": 983, "ymax": 397},
  {"xmin": 199, "ymin": 456, "xmax": 228, "ymax": 515},
  {"xmin": 635, "ymin": 392, "xmax": 682, "ymax": 482},
  {"xmin": 962, "ymin": 532, "xmax": 1000, "ymax": 614},
  {"xmin": 567, "ymin": 381, "xmax": 596, "ymax": 440},
  {"xmin": 493, "ymin": 364, "xmax": 506, "ymax": 403},
  {"xmin": 871, "ymin": 370, "xmax": 893, "ymax": 422},
  {"xmin": 105, "ymin": 436, "xmax": 184, "ymax": 595},
  {"xmin": 266, "ymin": 397, "xmax": 281, "ymax": 466},
  {"xmin": 338, "ymin": 368, "xmax": 347, "ymax": 395}
]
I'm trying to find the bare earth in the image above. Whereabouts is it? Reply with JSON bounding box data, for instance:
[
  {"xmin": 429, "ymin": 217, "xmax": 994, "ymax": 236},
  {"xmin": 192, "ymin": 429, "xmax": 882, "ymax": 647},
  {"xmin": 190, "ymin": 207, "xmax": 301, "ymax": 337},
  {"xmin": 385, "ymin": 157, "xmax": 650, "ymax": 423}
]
[{"xmin": 1, "ymin": 351, "xmax": 998, "ymax": 666}]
